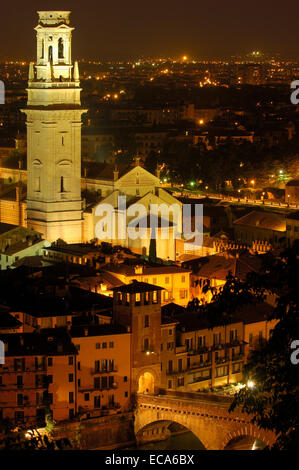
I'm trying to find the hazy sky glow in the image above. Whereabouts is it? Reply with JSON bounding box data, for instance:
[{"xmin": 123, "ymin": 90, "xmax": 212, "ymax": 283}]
[{"xmin": 1, "ymin": 0, "xmax": 299, "ymax": 60}]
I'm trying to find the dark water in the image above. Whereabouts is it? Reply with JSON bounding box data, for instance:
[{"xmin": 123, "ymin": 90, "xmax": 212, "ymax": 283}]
[{"xmin": 128, "ymin": 431, "xmax": 205, "ymax": 450}]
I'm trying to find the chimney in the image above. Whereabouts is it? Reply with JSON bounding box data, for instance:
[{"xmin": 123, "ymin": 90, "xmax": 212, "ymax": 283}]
[
  {"xmin": 155, "ymin": 165, "xmax": 161, "ymax": 180},
  {"xmin": 16, "ymin": 185, "xmax": 20, "ymax": 203},
  {"xmin": 113, "ymin": 167, "xmax": 119, "ymax": 181}
]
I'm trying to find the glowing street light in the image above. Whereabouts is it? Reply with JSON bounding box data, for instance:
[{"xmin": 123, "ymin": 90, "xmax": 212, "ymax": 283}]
[{"xmin": 247, "ymin": 380, "xmax": 255, "ymax": 389}]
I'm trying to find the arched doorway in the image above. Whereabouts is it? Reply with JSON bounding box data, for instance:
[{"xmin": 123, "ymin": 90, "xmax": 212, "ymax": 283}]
[{"xmin": 138, "ymin": 372, "xmax": 154, "ymax": 394}]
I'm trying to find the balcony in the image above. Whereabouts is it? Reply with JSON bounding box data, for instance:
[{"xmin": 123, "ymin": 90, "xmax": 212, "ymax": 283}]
[
  {"xmin": 90, "ymin": 367, "xmax": 118, "ymax": 375},
  {"xmin": 215, "ymin": 356, "xmax": 229, "ymax": 364},
  {"xmin": 190, "ymin": 361, "xmax": 212, "ymax": 370},
  {"xmin": 232, "ymin": 353, "xmax": 244, "ymax": 362}
]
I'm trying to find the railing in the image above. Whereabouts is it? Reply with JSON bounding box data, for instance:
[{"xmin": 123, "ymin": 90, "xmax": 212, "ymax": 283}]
[{"xmin": 91, "ymin": 367, "xmax": 118, "ymax": 375}]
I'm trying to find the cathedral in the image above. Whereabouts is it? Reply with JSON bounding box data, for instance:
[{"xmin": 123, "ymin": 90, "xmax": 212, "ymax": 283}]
[{"xmin": 0, "ymin": 11, "xmax": 183, "ymax": 261}]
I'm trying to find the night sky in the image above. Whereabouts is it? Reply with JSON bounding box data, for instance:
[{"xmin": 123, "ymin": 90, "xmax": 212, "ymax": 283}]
[{"xmin": 1, "ymin": 0, "xmax": 299, "ymax": 60}]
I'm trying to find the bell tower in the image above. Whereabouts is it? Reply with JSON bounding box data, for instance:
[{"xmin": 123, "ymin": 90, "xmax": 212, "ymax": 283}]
[{"xmin": 22, "ymin": 11, "xmax": 86, "ymax": 243}]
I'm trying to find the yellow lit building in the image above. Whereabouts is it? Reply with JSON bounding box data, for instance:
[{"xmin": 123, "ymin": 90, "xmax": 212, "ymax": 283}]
[
  {"xmin": 105, "ymin": 263, "xmax": 191, "ymax": 306},
  {"xmin": 70, "ymin": 325, "xmax": 131, "ymax": 417}
]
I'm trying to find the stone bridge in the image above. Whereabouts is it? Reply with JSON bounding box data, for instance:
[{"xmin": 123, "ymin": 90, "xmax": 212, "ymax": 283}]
[{"xmin": 134, "ymin": 392, "xmax": 276, "ymax": 450}]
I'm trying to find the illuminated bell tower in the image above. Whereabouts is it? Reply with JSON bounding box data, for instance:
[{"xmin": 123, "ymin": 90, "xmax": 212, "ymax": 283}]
[{"xmin": 22, "ymin": 11, "xmax": 86, "ymax": 243}]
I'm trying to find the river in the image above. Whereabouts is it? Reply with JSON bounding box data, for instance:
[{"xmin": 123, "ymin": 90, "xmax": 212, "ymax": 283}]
[{"xmin": 127, "ymin": 431, "xmax": 205, "ymax": 450}]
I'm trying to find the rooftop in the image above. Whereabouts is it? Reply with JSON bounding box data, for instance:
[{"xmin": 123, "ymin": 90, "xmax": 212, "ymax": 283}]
[
  {"xmin": 0, "ymin": 329, "xmax": 77, "ymax": 356},
  {"xmin": 233, "ymin": 210, "xmax": 286, "ymax": 232},
  {"xmin": 112, "ymin": 280, "xmax": 164, "ymax": 294}
]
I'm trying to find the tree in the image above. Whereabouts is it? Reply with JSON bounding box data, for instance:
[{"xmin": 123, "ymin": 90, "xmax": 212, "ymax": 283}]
[
  {"xmin": 228, "ymin": 244, "xmax": 299, "ymax": 450},
  {"xmin": 202, "ymin": 244, "xmax": 299, "ymax": 449}
]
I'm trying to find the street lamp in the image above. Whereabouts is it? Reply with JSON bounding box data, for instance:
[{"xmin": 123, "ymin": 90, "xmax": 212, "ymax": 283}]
[{"xmin": 247, "ymin": 380, "xmax": 255, "ymax": 389}]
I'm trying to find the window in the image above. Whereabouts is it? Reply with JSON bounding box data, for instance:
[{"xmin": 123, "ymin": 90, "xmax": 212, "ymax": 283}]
[
  {"xmin": 95, "ymin": 360, "xmax": 100, "ymax": 372},
  {"xmin": 96, "ymin": 343, "xmax": 100, "ymax": 349},
  {"xmin": 168, "ymin": 360, "xmax": 173, "ymax": 373},
  {"xmin": 94, "ymin": 377, "xmax": 101, "ymax": 389},
  {"xmin": 144, "ymin": 338, "xmax": 149, "ymax": 351},
  {"xmin": 17, "ymin": 394, "xmax": 23, "ymax": 405},
  {"xmin": 180, "ymin": 289, "xmax": 187, "ymax": 299},
  {"xmin": 168, "ymin": 380, "xmax": 172, "ymax": 389},
  {"xmin": 109, "ymin": 342, "xmax": 114, "ymax": 348},
  {"xmin": 58, "ymin": 38, "xmax": 64, "ymax": 59},
  {"xmin": 69, "ymin": 409, "xmax": 74, "ymax": 419},
  {"xmin": 101, "ymin": 359, "xmax": 108, "ymax": 372},
  {"xmin": 152, "ymin": 291, "xmax": 158, "ymax": 303},
  {"xmin": 68, "ymin": 356, "xmax": 73, "ymax": 366},
  {"xmin": 232, "ymin": 362, "xmax": 242, "ymax": 374},
  {"xmin": 215, "ymin": 365, "xmax": 228, "ymax": 378},
  {"xmin": 17, "ymin": 376, "xmax": 23, "ymax": 388},
  {"xmin": 177, "ymin": 377, "xmax": 184, "ymax": 387},
  {"xmin": 108, "ymin": 376, "xmax": 114, "ymax": 388},
  {"xmin": 47, "ymin": 375, "xmax": 53, "ymax": 384},
  {"xmin": 101, "ymin": 377, "xmax": 108, "ymax": 389},
  {"xmin": 181, "ymin": 275, "xmax": 186, "ymax": 283},
  {"xmin": 69, "ymin": 392, "xmax": 74, "ymax": 404},
  {"xmin": 108, "ymin": 359, "xmax": 114, "ymax": 371},
  {"xmin": 84, "ymin": 393, "xmax": 90, "ymax": 402},
  {"xmin": 125, "ymin": 391, "xmax": 128, "ymax": 398},
  {"xmin": 259, "ymin": 331, "xmax": 263, "ymax": 345},
  {"xmin": 213, "ymin": 333, "xmax": 221, "ymax": 346},
  {"xmin": 230, "ymin": 329, "xmax": 238, "ymax": 342},
  {"xmin": 124, "ymin": 376, "xmax": 128, "ymax": 382},
  {"xmin": 135, "ymin": 293, "xmax": 141, "ymax": 305},
  {"xmin": 78, "ymin": 379, "xmax": 81, "ymax": 387},
  {"xmin": 15, "ymin": 411, "xmax": 24, "ymax": 422},
  {"xmin": 14, "ymin": 358, "xmax": 25, "ymax": 371},
  {"xmin": 68, "ymin": 373, "xmax": 74, "ymax": 383},
  {"xmin": 168, "ymin": 329, "xmax": 173, "ymax": 336},
  {"xmin": 178, "ymin": 358, "xmax": 183, "ymax": 372},
  {"xmin": 102, "ymin": 342, "xmax": 107, "ymax": 349},
  {"xmin": 165, "ymin": 277, "xmax": 170, "ymax": 284},
  {"xmin": 249, "ymin": 333, "xmax": 253, "ymax": 346},
  {"xmin": 94, "ymin": 395, "xmax": 101, "ymax": 408},
  {"xmin": 144, "ymin": 315, "xmax": 149, "ymax": 328}
]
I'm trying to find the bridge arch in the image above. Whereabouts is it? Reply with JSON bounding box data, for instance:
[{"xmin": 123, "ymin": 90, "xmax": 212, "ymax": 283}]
[
  {"xmin": 222, "ymin": 425, "xmax": 274, "ymax": 450},
  {"xmin": 136, "ymin": 419, "xmax": 206, "ymax": 449},
  {"xmin": 135, "ymin": 403, "xmax": 211, "ymax": 449},
  {"xmin": 135, "ymin": 394, "xmax": 277, "ymax": 450}
]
